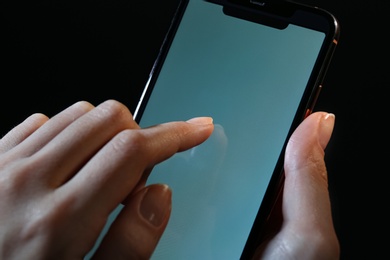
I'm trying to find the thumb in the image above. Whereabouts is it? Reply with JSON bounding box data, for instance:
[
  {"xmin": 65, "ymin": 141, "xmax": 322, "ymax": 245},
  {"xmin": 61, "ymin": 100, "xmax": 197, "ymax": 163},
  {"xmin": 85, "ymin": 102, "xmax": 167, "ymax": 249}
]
[
  {"xmin": 282, "ymin": 111, "xmax": 339, "ymax": 259},
  {"xmin": 285, "ymin": 112, "xmax": 335, "ymax": 172},
  {"xmin": 92, "ymin": 184, "xmax": 171, "ymax": 259},
  {"xmin": 253, "ymin": 112, "xmax": 339, "ymax": 259},
  {"xmin": 284, "ymin": 111, "xmax": 335, "ymax": 228}
]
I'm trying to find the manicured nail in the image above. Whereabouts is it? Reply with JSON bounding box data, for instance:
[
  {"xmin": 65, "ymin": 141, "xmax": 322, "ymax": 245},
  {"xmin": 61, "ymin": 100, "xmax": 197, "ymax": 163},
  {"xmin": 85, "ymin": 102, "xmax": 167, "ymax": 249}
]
[
  {"xmin": 324, "ymin": 113, "xmax": 335, "ymax": 121},
  {"xmin": 319, "ymin": 113, "xmax": 335, "ymax": 149},
  {"xmin": 186, "ymin": 117, "xmax": 213, "ymax": 125},
  {"xmin": 140, "ymin": 184, "xmax": 172, "ymax": 227}
]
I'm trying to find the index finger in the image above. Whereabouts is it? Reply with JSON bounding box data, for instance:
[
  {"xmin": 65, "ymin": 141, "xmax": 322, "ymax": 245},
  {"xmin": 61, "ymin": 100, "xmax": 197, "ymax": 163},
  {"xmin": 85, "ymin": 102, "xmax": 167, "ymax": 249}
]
[{"xmin": 62, "ymin": 117, "xmax": 214, "ymax": 213}]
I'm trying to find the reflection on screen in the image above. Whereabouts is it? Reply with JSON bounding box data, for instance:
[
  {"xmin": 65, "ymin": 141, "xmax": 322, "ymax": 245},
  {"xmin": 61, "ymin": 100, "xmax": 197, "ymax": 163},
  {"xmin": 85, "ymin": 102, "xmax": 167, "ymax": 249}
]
[{"xmin": 89, "ymin": 0, "xmax": 325, "ymax": 259}]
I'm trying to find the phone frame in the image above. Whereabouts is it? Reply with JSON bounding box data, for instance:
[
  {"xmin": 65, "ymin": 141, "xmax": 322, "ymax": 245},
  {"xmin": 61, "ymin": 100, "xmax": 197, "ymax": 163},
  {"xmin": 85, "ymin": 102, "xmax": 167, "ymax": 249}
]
[{"xmin": 133, "ymin": 0, "xmax": 340, "ymax": 258}]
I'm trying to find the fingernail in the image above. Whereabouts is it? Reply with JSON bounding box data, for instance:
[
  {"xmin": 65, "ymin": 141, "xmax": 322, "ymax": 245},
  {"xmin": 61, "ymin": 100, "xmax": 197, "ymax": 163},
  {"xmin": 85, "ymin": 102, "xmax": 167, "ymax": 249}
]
[
  {"xmin": 140, "ymin": 184, "xmax": 172, "ymax": 227},
  {"xmin": 186, "ymin": 117, "xmax": 213, "ymax": 125},
  {"xmin": 319, "ymin": 113, "xmax": 335, "ymax": 149}
]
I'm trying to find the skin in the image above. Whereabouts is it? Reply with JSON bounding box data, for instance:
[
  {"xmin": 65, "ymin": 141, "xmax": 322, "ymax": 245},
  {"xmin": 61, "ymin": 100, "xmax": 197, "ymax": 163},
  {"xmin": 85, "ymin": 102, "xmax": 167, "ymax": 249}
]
[
  {"xmin": 0, "ymin": 99, "xmax": 340, "ymax": 259},
  {"xmin": 253, "ymin": 111, "xmax": 340, "ymax": 259},
  {"xmin": 0, "ymin": 100, "xmax": 213, "ymax": 259}
]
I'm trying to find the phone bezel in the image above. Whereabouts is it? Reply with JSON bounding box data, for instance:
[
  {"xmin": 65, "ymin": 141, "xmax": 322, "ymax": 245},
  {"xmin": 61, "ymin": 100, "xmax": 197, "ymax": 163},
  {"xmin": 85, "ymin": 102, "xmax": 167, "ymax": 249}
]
[{"xmin": 133, "ymin": 0, "xmax": 340, "ymax": 258}]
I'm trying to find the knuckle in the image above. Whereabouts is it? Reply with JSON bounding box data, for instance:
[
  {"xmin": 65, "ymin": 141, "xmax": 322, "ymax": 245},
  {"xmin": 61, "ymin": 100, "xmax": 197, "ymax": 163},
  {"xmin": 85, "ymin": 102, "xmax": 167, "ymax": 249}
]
[
  {"xmin": 0, "ymin": 158, "xmax": 38, "ymax": 193},
  {"xmin": 70, "ymin": 101, "xmax": 95, "ymax": 115},
  {"xmin": 113, "ymin": 129, "xmax": 149, "ymax": 157},
  {"xmin": 73, "ymin": 100, "xmax": 94, "ymax": 109},
  {"xmin": 95, "ymin": 100, "xmax": 133, "ymax": 125}
]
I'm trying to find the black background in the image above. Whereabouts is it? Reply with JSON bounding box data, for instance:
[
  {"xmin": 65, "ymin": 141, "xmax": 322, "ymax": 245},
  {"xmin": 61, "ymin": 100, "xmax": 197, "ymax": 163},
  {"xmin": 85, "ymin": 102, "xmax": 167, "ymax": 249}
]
[{"xmin": 1, "ymin": 1, "xmax": 388, "ymax": 259}]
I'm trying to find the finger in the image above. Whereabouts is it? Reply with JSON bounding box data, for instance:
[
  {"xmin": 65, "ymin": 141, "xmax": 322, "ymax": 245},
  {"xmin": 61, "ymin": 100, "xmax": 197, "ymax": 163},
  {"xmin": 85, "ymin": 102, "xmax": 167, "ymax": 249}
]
[
  {"xmin": 4, "ymin": 101, "xmax": 96, "ymax": 159},
  {"xmin": 283, "ymin": 112, "xmax": 335, "ymax": 223},
  {"xmin": 0, "ymin": 113, "xmax": 48, "ymax": 153},
  {"xmin": 92, "ymin": 184, "xmax": 172, "ymax": 260},
  {"xmin": 29, "ymin": 100, "xmax": 138, "ymax": 187},
  {"xmin": 284, "ymin": 112, "xmax": 335, "ymax": 179},
  {"xmin": 280, "ymin": 112, "xmax": 339, "ymax": 258},
  {"xmin": 61, "ymin": 117, "xmax": 213, "ymax": 219},
  {"xmin": 253, "ymin": 112, "xmax": 338, "ymax": 259}
]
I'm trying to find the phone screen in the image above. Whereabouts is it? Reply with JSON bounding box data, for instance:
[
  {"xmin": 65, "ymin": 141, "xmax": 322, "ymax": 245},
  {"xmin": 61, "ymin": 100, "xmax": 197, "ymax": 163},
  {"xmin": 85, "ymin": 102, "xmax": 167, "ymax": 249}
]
[
  {"xmin": 139, "ymin": 1, "xmax": 325, "ymax": 258},
  {"xmin": 87, "ymin": 0, "xmax": 337, "ymax": 259}
]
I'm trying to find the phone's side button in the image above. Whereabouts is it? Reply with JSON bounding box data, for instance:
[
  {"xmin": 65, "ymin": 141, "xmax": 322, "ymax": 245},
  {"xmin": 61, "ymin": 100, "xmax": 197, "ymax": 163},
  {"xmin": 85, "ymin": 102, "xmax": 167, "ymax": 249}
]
[
  {"xmin": 305, "ymin": 84, "xmax": 323, "ymax": 119},
  {"xmin": 304, "ymin": 109, "xmax": 310, "ymax": 119}
]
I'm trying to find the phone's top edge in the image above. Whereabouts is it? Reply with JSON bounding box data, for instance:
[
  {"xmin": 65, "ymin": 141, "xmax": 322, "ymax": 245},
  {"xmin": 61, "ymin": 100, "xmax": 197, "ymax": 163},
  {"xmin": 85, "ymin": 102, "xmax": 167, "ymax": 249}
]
[
  {"xmin": 206, "ymin": 0, "xmax": 340, "ymax": 38},
  {"xmin": 287, "ymin": 0, "xmax": 341, "ymax": 40}
]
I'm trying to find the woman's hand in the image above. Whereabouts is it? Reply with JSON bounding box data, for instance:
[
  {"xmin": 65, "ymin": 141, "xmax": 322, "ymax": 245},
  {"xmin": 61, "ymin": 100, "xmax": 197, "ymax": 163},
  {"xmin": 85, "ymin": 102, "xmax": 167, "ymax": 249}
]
[{"xmin": 0, "ymin": 100, "xmax": 214, "ymax": 259}]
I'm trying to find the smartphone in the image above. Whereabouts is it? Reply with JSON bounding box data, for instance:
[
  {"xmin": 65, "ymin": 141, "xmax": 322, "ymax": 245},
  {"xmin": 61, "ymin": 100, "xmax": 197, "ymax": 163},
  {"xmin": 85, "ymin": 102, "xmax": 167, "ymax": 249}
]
[{"xmin": 87, "ymin": 0, "xmax": 340, "ymax": 259}]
